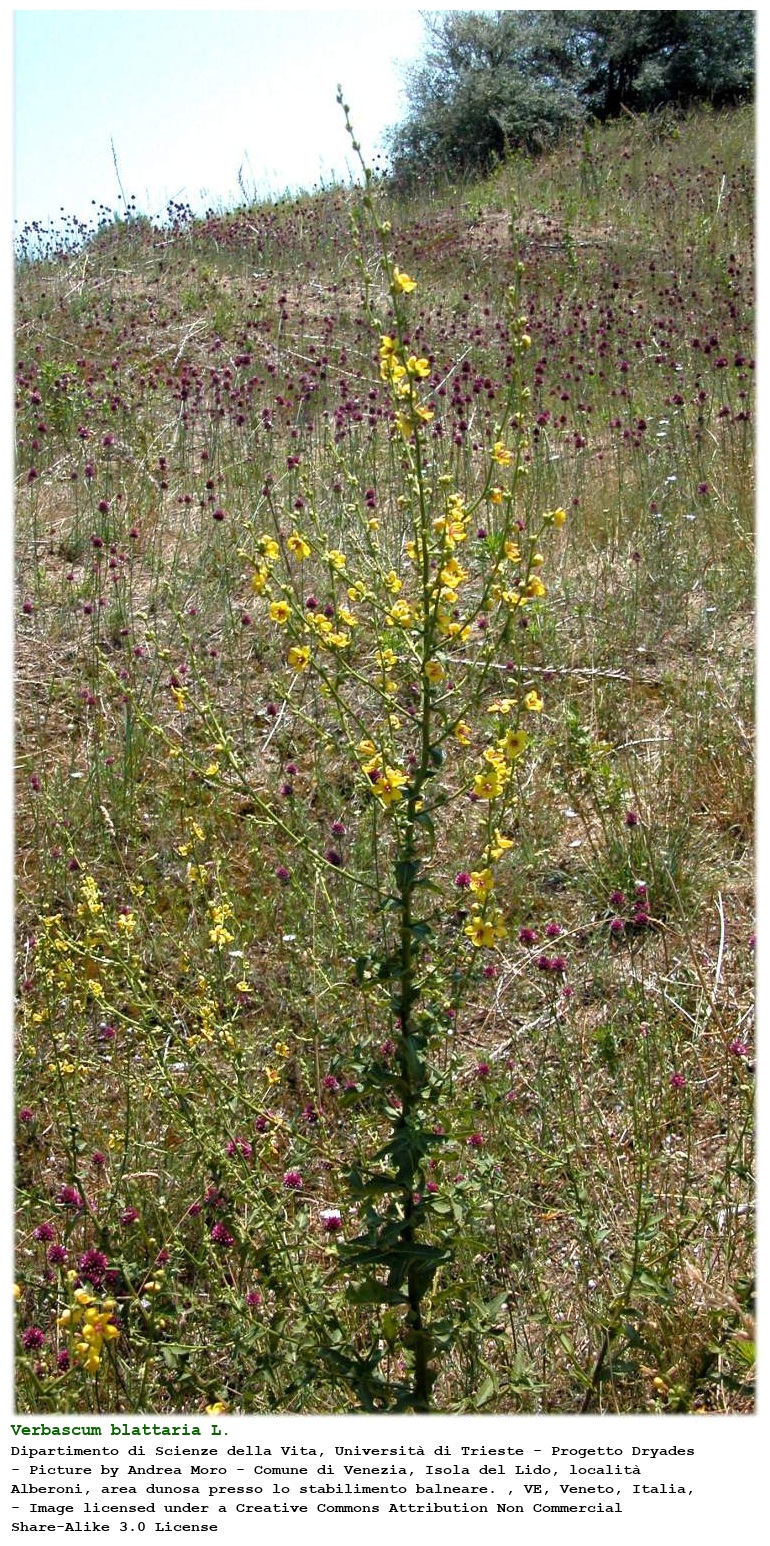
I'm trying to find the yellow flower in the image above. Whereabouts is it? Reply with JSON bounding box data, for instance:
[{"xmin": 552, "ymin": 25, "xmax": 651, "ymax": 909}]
[
  {"xmin": 524, "ymin": 690, "xmax": 544, "ymax": 713},
  {"xmin": 523, "ymin": 576, "xmax": 547, "ymax": 600},
  {"xmin": 465, "ymin": 911, "xmax": 506, "ymax": 948},
  {"xmin": 473, "ymin": 767, "xmax": 504, "ymax": 801},
  {"xmin": 381, "ymin": 354, "xmax": 407, "ymax": 384},
  {"xmin": 549, "ymin": 507, "xmax": 567, "ymax": 527},
  {"xmin": 209, "ymin": 923, "xmax": 234, "ymax": 948},
  {"xmin": 259, "ymin": 535, "xmax": 280, "ymax": 560},
  {"xmin": 470, "ymin": 868, "xmax": 494, "ymax": 901},
  {"xmin": 440, "ymin": 557, "xmax": 468, "ymax": 587},
  {"xmin": 251, "ymin": 567, "xmax": 269, "ymax": 594},
  {"xmin": 406, "ymin": 355, "xmax": 431, "ymax": 378},
  {"xmin": 455, "ymin": 720, "xmax": 472, "ymax": 746},
  {"xmin": 373, "ymin": 766, "xmax": 409, "ymax": 808},
  {"xmin": 206, "ymin": 1402, "xmax": 229, "ymax": 1415},
  {"xmin": 424, "ymin": 659, "xmax": 445, "ymax": 685},
  {"xmin": 498, "ymin": 728, "xmax": 528, "ymax": 760},
  {"xmin": 269, "ymin": 599, "xmax": 291, "ymax": 625},
  {"xmin": 392, "ymin": 267, "xmax": 417, "ymax": 293},
  {"xmin": 489, "ymin": 829, "xmax": 514, "ymax": 860},
  {"xmin": 384, "ymin": 569, "xmax": 402, "ymax": 594},
  {"xmin": 504, "ymin": 540, "xmax": 521, "ymax": 561},
  {"xmin": 204, "ymin": 762, "xmax": 220, "ymax": 778},
  {"xmin": 287, "ymin": 644, "xmax": 310, "ymax": 672},
  {"xmin": 488, "ymin": 486, "xmax": 504, "ymax": 504},
  {"xmin": 492, "ymin": 441, "xmax": 513, "ymax": 466},
  {"xmin": 287, "ymin": 533, "xmax": 311, "ymax": 560},
  {"xmin": 387, "ymin": 599, "xmax": 413, "ymax": 627},
  {"xmin": 326, "ymin": 549, "xmax": 347, "ymax": 570},
  {"xmin": 396, "ymin": 406, "xmax": 432, "ymax": 438},
  {"xmin": 265, "ymin": 1067, "xmax": 280, "ymax": 1085},
  {"xmin": 275, "ymin": 1041, "xmax": 290, "ymax": 1058}
]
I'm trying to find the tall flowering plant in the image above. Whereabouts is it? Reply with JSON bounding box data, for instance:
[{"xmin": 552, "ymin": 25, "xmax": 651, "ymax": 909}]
[{"xmin": 204, "ymin": 103, "xmax": 567, "ymax": 1409}]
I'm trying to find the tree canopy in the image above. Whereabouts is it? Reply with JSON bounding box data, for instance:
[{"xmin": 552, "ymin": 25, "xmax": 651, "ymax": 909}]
[{"xmin": 387, "ymin": 10, "xmax": 755, "ymax": 180}]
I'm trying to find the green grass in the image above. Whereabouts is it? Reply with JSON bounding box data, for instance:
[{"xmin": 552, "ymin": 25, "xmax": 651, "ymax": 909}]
[{"xmin": 15, "ymin": 104, "xmax": 754, "ymax": 1415}]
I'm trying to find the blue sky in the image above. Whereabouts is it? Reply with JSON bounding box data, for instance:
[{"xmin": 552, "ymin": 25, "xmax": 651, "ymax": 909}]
[{"xmin": 13, "ymin": 6, "xmax": 432, "ymax": 232}]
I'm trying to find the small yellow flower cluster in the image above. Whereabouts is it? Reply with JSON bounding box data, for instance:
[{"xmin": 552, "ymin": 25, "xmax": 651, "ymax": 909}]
[
  {"xmin": 432, "ymin": 491, "xmax": 470, "ymax": 552},
  {"xmin": 208, "ymin": 901, "xmax": 235, "ymax": 949},
  {"xmin": 58, "ymin": 1289, "xmax": 119, "ymax": 1375},
  {"xmin": 379, "ymin": 331, "xmax": 434, "ymax": 440},
  {"xmin": 77, "ymin": 875, "xmax": 103, "ymax": 919},
  {"xmin": 357, "ymin": 740, "xmax": 409, "ymax": 809}
]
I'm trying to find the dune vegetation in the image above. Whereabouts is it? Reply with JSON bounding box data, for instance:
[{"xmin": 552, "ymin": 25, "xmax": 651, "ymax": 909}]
[{"xmin": 15, "ymin": 101, "xmax": 754, "ymax": 1414}]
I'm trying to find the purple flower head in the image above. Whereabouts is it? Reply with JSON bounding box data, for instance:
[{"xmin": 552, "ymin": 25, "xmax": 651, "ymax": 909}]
[
  {"xmin": 729, "ymin": 1040, "xmax": 749, "ymax": 1058},
  {"xmin": 475, "ymin": 1062, "xmax": 491, "ymax": 1080},
  {"xmin": 120, "ymin": 1207, "xmax": 140, "ymax": 1227},
  {"xmin": 57, "ymin": 1185, "xmax": 84, "ymax": 1210},
  {"xmin": 283, "ymin": 1169, "xmax": 304, "ymax": 1190},
  {"xmin": 609, "ymin": 889, "xmax": 626, "ymax": 909},
  {"xmin": 320, "ymin": 1208, "xmax": 343, "ymax": 1233},
  {"xmin": 518, "ymin": 927, "xmax": 538, "ymax": 946},
  {"xmin": 275, "ymin": 865, "xmax": 290, "ymax": 883},
  {"xmin": 78, "ymin": 1249, "xmax": 108, "ymax": 1286},
  {"xmin": 624, "ymin": 810, "xmax": 640, "ymax": 827},
  {"xmin": 331, "ymin": 819, "xmax": 347, "ymax": 837},
  {"xmin": 246, "ymin": 1290, "xmax": 263, "ymax": 1307},
  {"xmin": 210, "ymin": 1223, "xmax": 235, "ymax": 1247},
  {"xmin": 670, "ymin": 1072, "xmax": 686, "ymax": 1090},
  {"xmin": 22, "ymin": 1326, "xmax": 45, "ymax": 1351},
  {"xmin": 226, "ymin": 1137, "xmax": 253, "ymax": 1160},
  {"xmin": 609, "ymin": 917, "xmax": 625, "ymax": 935},
  {"xmin": 545, "ymin": 922, "xmax": 562, "ymax": 939},
  {"xmin": 467, "ymin": 1132, "xmax": 484, "ymax": 1149},
  {"xmin": 18, "ymin": 1108, "xmax": 35, "ymax": 1125},
  {"xmin": 47, "ymin": 1244, "xmax": 68, "ymax": 1267},
  {"xmin": 33, "ymin": 1223, "xmax": 55, "ymax": 1243},
  {"xmin": 455, "ymin": 871, "xmax": 472, "ymax": 889}
]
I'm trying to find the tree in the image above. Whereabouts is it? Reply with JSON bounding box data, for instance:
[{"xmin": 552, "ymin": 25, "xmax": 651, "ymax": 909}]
[
  {"xmin": 387, "ymin": 11, "xmax": 585, "ymax": 180},
  {"xmin": 387, "ymin": 10, "xmax": 754, "ymax": 182},
  {"xmin": 577, "ymin": 10, "xmax": 755, "ymax": 119}
]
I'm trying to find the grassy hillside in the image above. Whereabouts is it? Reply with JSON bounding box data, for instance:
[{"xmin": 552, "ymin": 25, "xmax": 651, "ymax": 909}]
[{"xmin": 15, "ymin": 104, "xmax": 754, "ymax": 1415}]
